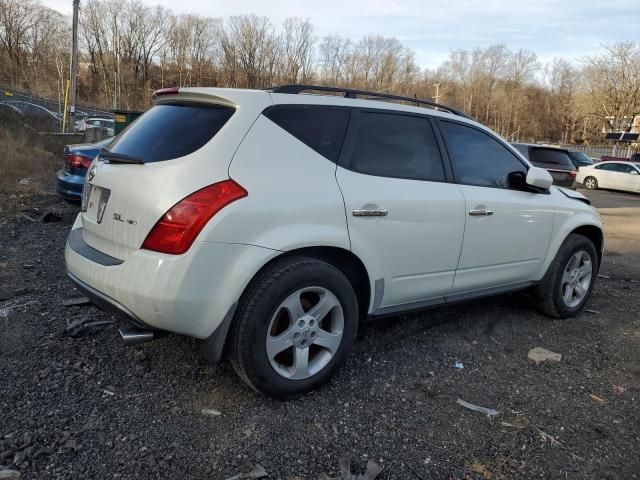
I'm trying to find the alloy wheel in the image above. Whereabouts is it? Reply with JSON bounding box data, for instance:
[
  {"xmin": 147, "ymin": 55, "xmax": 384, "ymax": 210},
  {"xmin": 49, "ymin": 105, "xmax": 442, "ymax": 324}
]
[
  {"xmin": 560, "ymin": 250, "xmax": 593, "ymax": 308},
  {"xmin": 266, "ymin": 287, "xmax": 344, "ymax": 380}
]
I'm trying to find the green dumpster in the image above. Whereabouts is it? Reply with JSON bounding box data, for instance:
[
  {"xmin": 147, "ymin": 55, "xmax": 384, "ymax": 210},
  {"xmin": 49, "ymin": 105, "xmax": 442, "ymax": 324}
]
[{"xmin": 112, "ymin": 109, "xmax": 143, "ymax": 135}]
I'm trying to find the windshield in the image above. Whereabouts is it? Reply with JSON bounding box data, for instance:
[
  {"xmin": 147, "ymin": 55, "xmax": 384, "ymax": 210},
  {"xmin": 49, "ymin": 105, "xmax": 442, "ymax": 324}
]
[{"xmin": 569, "ymin": 151, "xmax": 593, "ymax": 165}]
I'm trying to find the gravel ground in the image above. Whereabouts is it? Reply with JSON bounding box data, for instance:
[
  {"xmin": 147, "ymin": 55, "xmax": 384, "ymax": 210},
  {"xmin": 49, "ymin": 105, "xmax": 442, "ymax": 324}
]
[{"xmin": 0, "ymin": 189, "xmax": 639, "ymax": 480}]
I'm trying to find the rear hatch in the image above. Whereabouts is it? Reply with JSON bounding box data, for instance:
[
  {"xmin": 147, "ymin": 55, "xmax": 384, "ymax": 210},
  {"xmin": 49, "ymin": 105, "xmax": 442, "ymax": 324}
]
[
  {"xmin": 528, "ymin": 147, "xmax": 576, "ymax": 187},
  {"xmin": 79, "ymin": 88, "xmax": 271, "ymax": 261}
]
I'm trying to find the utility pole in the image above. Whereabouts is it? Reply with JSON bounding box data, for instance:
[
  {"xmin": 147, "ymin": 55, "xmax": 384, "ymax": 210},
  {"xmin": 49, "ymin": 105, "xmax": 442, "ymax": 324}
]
[
  {"xmin": 432, "ymin": 83, "xmax": 441, "ymax": 104},
  {"xmin": 68, "ymin": 0, "xmax": 80, "ymax": 132}
]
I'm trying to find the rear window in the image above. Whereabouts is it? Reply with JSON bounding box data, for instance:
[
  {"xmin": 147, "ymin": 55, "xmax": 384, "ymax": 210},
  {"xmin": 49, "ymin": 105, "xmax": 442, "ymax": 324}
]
[
  {"xmin": 264, "ymin": 105, "xmax": 350, "ymax": 162},
  {"xmin": 108, "ymin": 103, "xmax": 234, "ymax": 163},
  {"xmin": 569, "ymin": 151, "xmax": 593, "ymax": 165},
  {"xmin": 529, "ymin": 148, "xmax": 573, "ymax": 167}
]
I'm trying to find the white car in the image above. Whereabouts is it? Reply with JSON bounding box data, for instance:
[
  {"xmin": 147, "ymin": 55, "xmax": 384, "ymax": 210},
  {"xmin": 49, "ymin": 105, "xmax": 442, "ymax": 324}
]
[
  {"xmin": 77, "ymin": 116, "xmax": 115, "ymax": 136},
  {"xmin": 65, "ymin": 85, "xmax": 604, "ymax": 397},
  {"xmin": 577, "ymin": 161, "xmax": 640, "ymax": 193}
]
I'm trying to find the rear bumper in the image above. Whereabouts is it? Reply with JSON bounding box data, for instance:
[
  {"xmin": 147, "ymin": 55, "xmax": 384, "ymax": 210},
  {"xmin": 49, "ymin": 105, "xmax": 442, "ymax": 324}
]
[
  {"xmin": 67, "ymin": 271, "xmax": 153, "ymax": 330},
  {"xmin": 56, "ymin": 170, "xmax": 83, "ymax": 203},
  {"xmin": 64, "ymin": 220, "xmax": 278, "ymax": 339}
]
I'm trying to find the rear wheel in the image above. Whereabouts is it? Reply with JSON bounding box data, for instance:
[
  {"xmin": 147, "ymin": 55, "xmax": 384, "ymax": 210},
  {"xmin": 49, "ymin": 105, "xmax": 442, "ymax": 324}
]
[
  {"xmin": 535, "ymin": 234, "xmax": 598, "ymax": 318},
  {"xmin": 584, "ymin": 176, "xmax": 598, "ymax": 190},
  {"xmin": 229, "ymin": 256, "xmax": 358, "ymax": 398}
]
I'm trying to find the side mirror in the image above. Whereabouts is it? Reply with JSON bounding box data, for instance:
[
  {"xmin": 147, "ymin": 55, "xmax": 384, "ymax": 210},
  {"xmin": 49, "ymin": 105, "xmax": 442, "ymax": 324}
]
[
  {"xmin": 526, "ymin": 166, "xmax": 553, "ymax": 190},
  {"xmin": 630, "ymin": 170, "xmax": 638, "ymax": 175}
]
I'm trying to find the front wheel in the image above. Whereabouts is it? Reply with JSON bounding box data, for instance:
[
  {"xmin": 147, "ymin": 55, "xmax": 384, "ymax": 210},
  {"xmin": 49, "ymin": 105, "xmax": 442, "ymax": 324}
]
[
  {"xmin": 584, "ymin": 176, "xmax": 598, "ymax": 190},
  {"xmin": 228, "ymin": 256, "xmax": 358, "ymax": 398},
  {"xmin": 535, "ymin": 234, "xmax": 598, "ymax": 318}
]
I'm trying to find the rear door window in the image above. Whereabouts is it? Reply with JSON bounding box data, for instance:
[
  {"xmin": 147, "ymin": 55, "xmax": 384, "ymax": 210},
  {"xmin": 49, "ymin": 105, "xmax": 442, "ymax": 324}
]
[
  {"xmin": 530, "ymin": 148, "xmax": 573, "ymax": 168},
  {"xmin": 264, "ymin": 105, "xmax": 350, "ymax": 162},
  {"xmin": 107, "ymin": 103, "xmax": 234, "ymax": 163},
  {"xmin": 613, "ymin": 163, "xmax": 635, "ymax": 173},
  {"xmin": 596, "ymin": 163, "xmax": 618, "ymax": 171},
  {"xmin": 346, "ymin": 112, "xmax": 445, "ymax": 181}
]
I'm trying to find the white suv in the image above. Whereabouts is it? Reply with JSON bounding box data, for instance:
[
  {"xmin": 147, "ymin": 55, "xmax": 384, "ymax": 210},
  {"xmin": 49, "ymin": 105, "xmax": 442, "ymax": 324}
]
[{"xmin": 65, "ymin": 85, "xmax": 604, "ymax": 397}]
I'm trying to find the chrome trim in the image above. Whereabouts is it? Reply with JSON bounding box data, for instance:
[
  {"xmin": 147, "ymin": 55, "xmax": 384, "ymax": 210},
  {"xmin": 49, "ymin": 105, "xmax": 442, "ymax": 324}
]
[
  {"xmin": 469, "ymin": 209, "xmax": 493, "ymax": 216},
  {"xmin": 353, "ymin": 209, "xmax": 388, "ymax": 217}
]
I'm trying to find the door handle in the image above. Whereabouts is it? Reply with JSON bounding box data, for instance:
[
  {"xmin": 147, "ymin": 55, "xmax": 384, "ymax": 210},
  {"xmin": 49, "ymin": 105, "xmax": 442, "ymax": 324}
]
[
  {"xmin": 469, "ymin": 209, "xmax": 493, "ymax": 216},
  {"xmin": 353, "ymin": 209, "xmax": 388, "ymax": 217}
]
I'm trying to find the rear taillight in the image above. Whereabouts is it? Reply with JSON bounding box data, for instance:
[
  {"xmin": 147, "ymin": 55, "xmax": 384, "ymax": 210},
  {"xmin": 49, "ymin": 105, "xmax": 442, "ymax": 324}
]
[
  {"xmin": 569, "ymin": 170, "xmax": 577, "ymax": 179},
  {"xmin": 141, "ymin": 180, "xmax": 247, "ymax": 255},
  {"xmin": 67, "ymin": 153, "xmax": 92, "ymax": 169}
]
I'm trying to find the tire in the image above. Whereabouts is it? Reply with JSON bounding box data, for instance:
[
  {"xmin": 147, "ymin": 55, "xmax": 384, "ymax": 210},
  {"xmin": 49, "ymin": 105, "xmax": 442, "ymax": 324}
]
[
  {"xmin": 584, "ymin": 176, "xmax": 598, "ymax": 190},
  {"xmin": 228, "ymin": 255, "xmax": 358, "ymax": 398},
  {"xmin": 535, "ymin": 234, "xmax": 598, "ymax": 318}
]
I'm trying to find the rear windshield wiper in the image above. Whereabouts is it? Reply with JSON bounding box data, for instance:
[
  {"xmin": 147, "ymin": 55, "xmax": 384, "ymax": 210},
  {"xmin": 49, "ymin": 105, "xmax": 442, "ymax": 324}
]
[{"xmin": 99, "ymin": 148, "xmax": 144, "ymax": 164}]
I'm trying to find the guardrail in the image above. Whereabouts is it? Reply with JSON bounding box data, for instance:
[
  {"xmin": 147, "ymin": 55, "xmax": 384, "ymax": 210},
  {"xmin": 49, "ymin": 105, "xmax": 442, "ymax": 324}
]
[{"xmin": 2, "ymin": 86, "xmax": 112, "ymax": 118}]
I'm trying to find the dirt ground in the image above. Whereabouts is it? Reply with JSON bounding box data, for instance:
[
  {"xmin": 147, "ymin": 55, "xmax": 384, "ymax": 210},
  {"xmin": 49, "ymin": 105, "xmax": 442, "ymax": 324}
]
[{"xmin": 0, "ymin": 187, "xmax": 638, "ymax": 480}]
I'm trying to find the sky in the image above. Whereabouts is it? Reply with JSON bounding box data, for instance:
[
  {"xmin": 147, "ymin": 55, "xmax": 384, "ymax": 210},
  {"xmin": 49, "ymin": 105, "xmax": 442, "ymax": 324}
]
[{"xmin": 41, "ymin": 0, "xmax": 639, "ymax": 69}]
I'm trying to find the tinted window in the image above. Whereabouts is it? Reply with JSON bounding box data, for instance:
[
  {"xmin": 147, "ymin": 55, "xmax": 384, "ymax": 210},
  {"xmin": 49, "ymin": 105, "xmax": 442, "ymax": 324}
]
[
  {"xmin": 569, "ymin": 151, "xmax": 593, "ymax": 165},
  {"xmin": 108, "ymin": 103, "xmax": 234, "ymax": 163},
  {"xmin": 265, "ymin": 106, "xmax": 349, "ymax": 162},
  {"xmin": 440, "ymin": 121, "xmax": 525, "ymax": 188},
  {"xmin": 348, "ymin": 112, "xmax": 445, "ymax": 181},
  {"xmin": 615, "ymin": 163, "xmax": 636, "ymax": 173},
  {"xmin": 530, "ymin": 148, "xmax": 573, "ymax": 167},
  {"xmin": 596, "ymin": 163, "xmax": 618, "ymax": 171}
]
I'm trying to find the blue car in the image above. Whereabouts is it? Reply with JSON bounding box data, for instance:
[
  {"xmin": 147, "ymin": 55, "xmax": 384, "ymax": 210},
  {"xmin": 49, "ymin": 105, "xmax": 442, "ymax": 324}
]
[{"xmin": 56, "ymin": 137, "xmax": 112, "ymax": 204}]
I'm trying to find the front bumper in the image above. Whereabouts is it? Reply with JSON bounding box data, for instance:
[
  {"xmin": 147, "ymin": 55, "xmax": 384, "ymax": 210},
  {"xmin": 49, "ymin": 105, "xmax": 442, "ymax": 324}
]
[{"xmin": 64, "ymin": 222, "xmax": 278, "ymax": 339}]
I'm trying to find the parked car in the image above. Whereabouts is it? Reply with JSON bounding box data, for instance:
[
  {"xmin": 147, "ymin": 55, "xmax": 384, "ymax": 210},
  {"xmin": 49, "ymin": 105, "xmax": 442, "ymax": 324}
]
[
  {"xmin": 577, "ymin": 161, "xmax": 640, "ymax": 193},
  {"xmin": 601, "ymin": 153, "xmax": 640, "ymax": 163},
  {"xmin": 56, "ymin": 137, "xmax": 113, "ymax": 203},
  {"xmin": 511, "ymin": 143, "xmax": 577, "ymax": 188},
  {"xmin": 65, "ymin": 85, "xmax": 603, "ymax": 397},
  {"xmin": 568, "ymin": 151, "xmax": 594, "ymax": 168},
  {"xmin": 76, "ymin": 116, "xmax": 115, "ymax": 136}
]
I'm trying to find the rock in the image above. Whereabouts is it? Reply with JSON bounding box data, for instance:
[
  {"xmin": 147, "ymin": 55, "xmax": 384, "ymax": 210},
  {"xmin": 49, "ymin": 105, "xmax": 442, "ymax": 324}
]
[
  {"xmin": 247, "ymin": 465, "xmax": 267, "ymax": 479},
  {"xmin": 62, "ymin": 296, "xmax": 90, "ymax": 307},
  {"xmin": 63, "ymin": 439, "xmax": 78, "ymax": 450},
  {"xmin": 612, "ymin": 385, "xmax": 627, "ymax": 395},
  {"xmin": 12, "ymin": 450, "xmax": 28, "ymax": 466},
  {"xmin": 224, "ymin": 464, "xmax": 267, "ymax": 480},
  {"xmin": 201, "ymin": 408, "xmax": 221, "ymax": 416},
  {"xmin": 0, "ymin": 470, "xmax": 21, "ymax": 479},
  {"xmin": 527, "ymin": 347, "xmax": 561, "ymax": 364}
]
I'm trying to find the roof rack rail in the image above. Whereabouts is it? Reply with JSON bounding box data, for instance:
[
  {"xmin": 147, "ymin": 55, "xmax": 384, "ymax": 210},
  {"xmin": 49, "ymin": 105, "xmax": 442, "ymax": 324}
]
[{"xmin": 271, "ymin": 84, "xmax": 471, "ymax": 119}]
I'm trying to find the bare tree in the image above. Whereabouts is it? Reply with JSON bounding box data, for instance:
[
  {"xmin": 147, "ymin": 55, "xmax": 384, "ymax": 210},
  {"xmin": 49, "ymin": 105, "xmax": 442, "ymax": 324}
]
[
  {"xmin": 281, "ymin": 18, "xmax": 314, "ymax": 84},
  {"xmin": 583, "ymin": 42, "xmax": 640, "ymax": 132}
]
